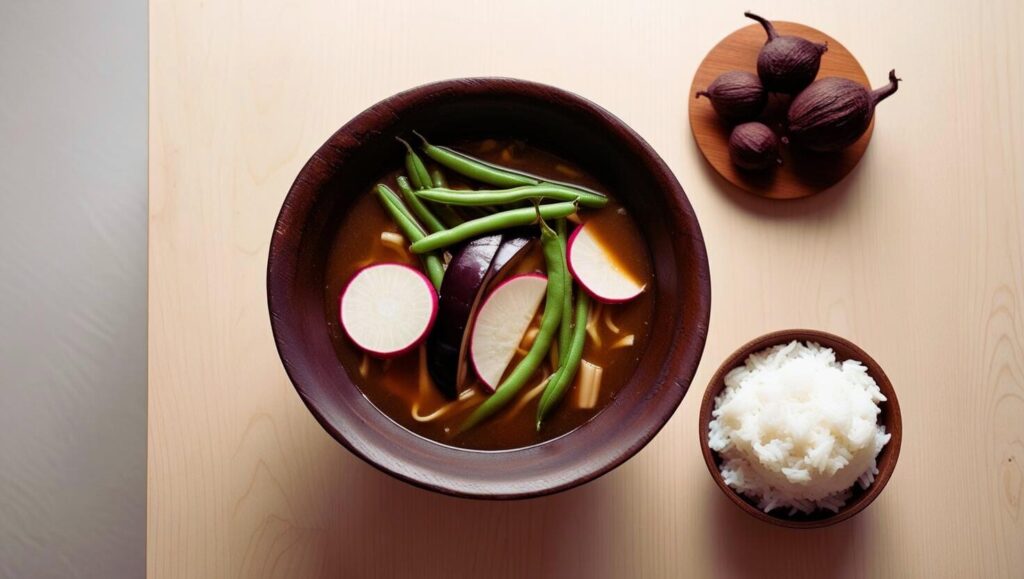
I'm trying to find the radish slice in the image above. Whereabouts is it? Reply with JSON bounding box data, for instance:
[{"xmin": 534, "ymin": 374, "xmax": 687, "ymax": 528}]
[
  {"xmin": 339, "ymin": 263, "xmax": 438, "ymax": 358},
  {"xmin": 470, "ymin": 274, "xmax": 548, "ymax": 391},
  {"xmin": 567, "ymin": 222, "xmax": 645, "ymax": 303}
]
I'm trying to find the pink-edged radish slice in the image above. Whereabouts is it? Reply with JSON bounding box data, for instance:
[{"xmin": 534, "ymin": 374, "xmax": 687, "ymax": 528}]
[
  {"xmin": 339, "ymin": 263, "xmax": 438, "ymax": 358},
  {"xmin": 567, "ymin": 222, "xmax": 646, "ymax": 303},
  {"xmin": 470, "ymin": 273, "xmax": 548, "ymax": 392}
]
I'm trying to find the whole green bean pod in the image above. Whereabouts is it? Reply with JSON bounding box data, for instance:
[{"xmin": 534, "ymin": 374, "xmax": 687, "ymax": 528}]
[
  {"xmin": 556, "ymin": 219, "xmax": 572, "ymax": 360},
  {"xmin": 396, "ymin": 176, "xmax": 445, "ymax": 234},
  {"xmin": 398, "ymin": 137, "xmax": 433, "ymax": 190},
  {"xmin": 415, "ymin": 132, "xmax": 539, "ymax": 188},
  {"xmin": 425, "ymin": 178, "xmax": 465, "ymax": 228},
  {"xmin": 415, "ymin": 132, "xmax": 607, "ymax": 202},
  {"xmin": 430, "ymin": 167, "xmax": 448, "ymax": 189},
  {"xmin": 406, "ymin": 166, "xmax": 461, "ymax": 228},
  {"xmin": 433, "ymin": 206, "xmax": 464, "ymax": 229},
  {"xmin": 427, "ymin": 166, "xmax": 481, "ymax": 220},
  {"xmin": 459, "ymin": 218, "xmax": 566, "ymax": 432},
  {"xmin": 409, "ymin": 202, "xmax": 576, "ymax": 254},
  {"xmin": 415, "ymin": 184, "xmax": 607, "ymax": 209},
  {"xmin": 375, "ymin": 184, "xmax": 445, "ymax": 290},
  {"xmin": 537, "ymin": 291, "xmax": 590, "ymax": 428},
  {"xmin": 376, "ymin": 183, "xmax": 424, "ymax": 239}
]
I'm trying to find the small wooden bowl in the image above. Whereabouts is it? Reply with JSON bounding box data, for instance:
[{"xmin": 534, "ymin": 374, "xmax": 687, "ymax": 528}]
[
  {"xmin": 268, "ymin": 78, "xmax": 711, "ymax": 499},
  {"xmin": 698, "ymin": 329, "xmax": 902, "ymax": 528},
  {"xmin": 689, "ymin": 22, "xmax": 873, "ymax": 199}
]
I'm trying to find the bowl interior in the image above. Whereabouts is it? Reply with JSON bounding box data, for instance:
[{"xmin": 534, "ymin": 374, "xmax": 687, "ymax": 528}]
[
  {"xmin": 268, "ymin": 78, "xmax": 711, "ymax": 498},
  {"xmin": 698, "ymin": 329, "xmax": 902, "ymax": 528}
]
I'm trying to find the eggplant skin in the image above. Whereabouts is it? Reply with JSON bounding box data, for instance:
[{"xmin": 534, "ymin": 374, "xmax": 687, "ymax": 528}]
[
  {"xmin": 489, "ymin": 232, "xmax": 534, "ymax": 282},
  {"xmin": 697, "ymin": 71, "xmax": 767, "ymax": 123},
  {"xmin": 787, "ymin": 77, "xmax": 873, "ymax": 152},
  {"xmin": 729, "ymin": 122, "xmax": 779, "ymax": 171},
  {"xmin": 757, "ymin": 36, "xmax": 824, "ymax": 94},
  {"xmin": 426, "ymin": 235, "xmax": 503, "ymax": 399},
  {"xmin": 745, "ymin": 12, "xmax": 827, "ymax": 95}
]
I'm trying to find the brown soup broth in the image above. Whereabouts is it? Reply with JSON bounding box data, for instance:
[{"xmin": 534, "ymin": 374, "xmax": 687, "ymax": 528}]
[{"xmin": 323, "ymin": 140, "xmax": 654, "ymax": 450}]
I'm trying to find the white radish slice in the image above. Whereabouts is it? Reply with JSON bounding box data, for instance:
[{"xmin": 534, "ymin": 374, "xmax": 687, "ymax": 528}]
[
  {"xmin": 470, "ymin": 274, "xmax": 548, "ymax": 391},
  {"xmin": 339, "ymin": 263, "xmax": 438, "ymax": 358},
  {"xmin": 567, "ymin": 222, "xmax": 645, "ymax": 303}
]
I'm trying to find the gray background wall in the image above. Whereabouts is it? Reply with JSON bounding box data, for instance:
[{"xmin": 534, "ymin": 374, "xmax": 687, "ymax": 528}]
[{"xmin": 0, "ymin": 1, "xmax": 147, "ymax": 577}]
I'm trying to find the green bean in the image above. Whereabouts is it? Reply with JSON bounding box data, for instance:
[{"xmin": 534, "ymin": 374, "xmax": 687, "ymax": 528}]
[
  {"xmin": 433, "ymin": 206, "xmax": 464, "ymax": 229},
  {"xmin": 415, "ymin": 184, "xmax": 607, "ymax": 209},
  {"xmin": 537, "ymin": 291, "xmax": 590, "ymax": 428},
  {"xmin": 398, "ymin": 137, "xmax": 433, "ymax": 191},
  {"xmin": 556, "ymin": 219, "xmax": 572, "ymax": 360},
  {"xmin": 430, "ymin": 167, "xmax": 447, "ymax": 189},
  {"xmin": 396, "ymin": 176, "xmax": 445, "ymax": 234},
  {"xmin": 409, "ymin": 202, "xmax": 576, "ymax": 254},
  {"xmin": 415, "ymin": 131, "xmax": 540, "ymax": 188},
  {"xmin": 400, "ymin": 166, "xmax": 461, "ymax": 228},
  {"xmin": 433, "ymin": 180, "xmax": 495, "ymax": 220},
  {"xmin": 537, "ymin": 179, "xmax": 606, "ymax": 203},
  {"xmin": 376, "ymin": 183, "xmax": 424, "ymax": 238},
  {"xmin": 375, "ymin": 184, "xmax": 445, "ymax": 290},
  {"xmin": 423, "ymin": 172, "xmax": 465, "ymax": 228},
  {"xmin": 414, "ymin": 132, "xmax": 608, "ymax": 202},
  {"xmin": 459, "ymin": 217, "xmax": 566, "ymax": 433},
  {"xmin": 425, "ymin": 257, "xmax": 446, "ymax": 291}
]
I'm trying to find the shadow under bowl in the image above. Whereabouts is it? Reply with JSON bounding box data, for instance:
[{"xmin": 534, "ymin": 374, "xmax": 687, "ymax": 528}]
[
  {"xmin": 698, "ymin": 329, "xmax": 902, "ymax": 528},
  {"xmin": 268, "ymin": 77, "xmax": 711, "ymax": 499}
]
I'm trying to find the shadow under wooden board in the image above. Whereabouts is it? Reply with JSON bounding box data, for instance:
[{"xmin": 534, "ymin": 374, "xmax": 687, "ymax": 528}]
[{"xmin": 689, "ymin": 22, "xmax": 872, "ymax": 200}]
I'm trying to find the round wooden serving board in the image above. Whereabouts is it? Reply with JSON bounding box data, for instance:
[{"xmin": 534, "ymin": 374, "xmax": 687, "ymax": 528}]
[{"xmin": 689, "ymin": 21, "xmax": 872, "ymax": 199}]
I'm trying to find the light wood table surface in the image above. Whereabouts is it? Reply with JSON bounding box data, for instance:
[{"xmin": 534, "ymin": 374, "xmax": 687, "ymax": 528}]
[{"xmin": 149, "ymin": 1, "xmax": 1024, "ymax": 576}]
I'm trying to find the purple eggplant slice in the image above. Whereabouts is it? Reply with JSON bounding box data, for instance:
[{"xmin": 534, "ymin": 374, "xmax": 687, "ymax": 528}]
[
  {"xmin": 426, "ymin": 232, "xmax": 536, "ymax": 398},
  {"xmin": 490, "ymin": 231, "xmax": 534, "ymax": 274},
  {"xmin": 456, "ymin": 232, "xmax": 536, "ymax": 391},
  {"xmin": 427, "ymin": 234, "xmax": 502, "ymax": 399}
]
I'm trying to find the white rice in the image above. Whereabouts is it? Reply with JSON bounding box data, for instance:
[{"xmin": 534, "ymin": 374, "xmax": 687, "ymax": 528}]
[{"xmin": 708, "ymin": 340, "xmax": 890, "ymax": 515}]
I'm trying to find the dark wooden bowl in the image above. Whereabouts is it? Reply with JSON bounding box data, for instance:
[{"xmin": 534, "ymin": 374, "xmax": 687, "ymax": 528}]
[
  {"xmin": 267, "ymin": 78, "xmax": 711, "ymax": 499},
  {"xmin": 698, "ymin": 329, "xmax": 901, "ymax": 528}
]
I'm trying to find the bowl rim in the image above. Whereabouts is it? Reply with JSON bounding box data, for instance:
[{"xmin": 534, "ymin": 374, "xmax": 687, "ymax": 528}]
[
  {"xmin": 697, "ymin": 329, "xmax": 902, "ymax": 528},
  {"xmin": 267, "ymin": 77, "xmax": 712, "ymax": 499}
]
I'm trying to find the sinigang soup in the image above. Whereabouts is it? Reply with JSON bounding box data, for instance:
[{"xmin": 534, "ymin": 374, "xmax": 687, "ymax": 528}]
[{"xmin": 325, "ymin": 137, "xmax": 653, "ymax": 450}]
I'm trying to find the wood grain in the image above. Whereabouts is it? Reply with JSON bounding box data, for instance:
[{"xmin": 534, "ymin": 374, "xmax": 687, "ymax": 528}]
[
  {"xmin": 689, "ymin": 22, "xmax": 873, "ymax": 199},
  {"xmin": 150, "ymin": 0, "xmax": 1024, "ymax": 577}
]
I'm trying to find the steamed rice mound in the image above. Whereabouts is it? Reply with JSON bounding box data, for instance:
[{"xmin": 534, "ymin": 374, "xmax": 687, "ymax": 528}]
[{"xmin": 708, "ymin": 341, "xmax": 890, "ymax": 515}]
